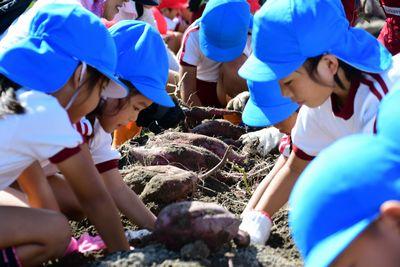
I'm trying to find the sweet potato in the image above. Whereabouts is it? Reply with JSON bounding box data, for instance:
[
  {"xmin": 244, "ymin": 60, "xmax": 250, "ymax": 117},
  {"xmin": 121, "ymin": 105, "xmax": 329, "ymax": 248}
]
[
  {"xmin": 191, "ymin": 119, "xmax": 246, "ymax": 140},
  {"xmin": 146, "ymin": 132, "xmax": 245, "ymax": 164},
  {"xmin": 183, "ymin": 106, "xmax": 241, "ymax": 126},
  {"xmin": 123, "ymin": 144, "xmax": 221, "ymax": 172},
  {"xmin": 154, "ymin": 201, "xmax": 240, "ymax": 250},
  {"xmin": 122, "ymin": 147, "xmax": 231, "ymax": 204}
]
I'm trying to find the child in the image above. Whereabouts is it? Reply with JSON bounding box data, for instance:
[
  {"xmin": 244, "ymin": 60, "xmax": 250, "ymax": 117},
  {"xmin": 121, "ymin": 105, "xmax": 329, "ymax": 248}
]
[
  {"xmin": 237, "ymin": 0, "xmax": 399, "ymax": 245},
  {"xmin": 0, "ymin": 4, "xmax": 130, "ymax": 265},
  {"xmin": 376, "ymin": 89, "xmax": 400, "ymax": 146},
  {"xmin": 232, "ymin": 80, "xmax": 298, "ymax": 245},
  {"xmin": 158, "ymin": 0, "xmax": 189, "ymax": 32},
  {"xmin": 44, "ymin": 20, "xmax": 174, "ymax": 231},
  {"xmin": 289, "ymin": 134, "xmax": 400, "ymax": 267},
  {"xmin": 157, "ymin": 0, "xmax": 189, "ymax": 53},
  {"xmin": 178, "ymin": 0, "xmax": 252, "ymax": 107}
]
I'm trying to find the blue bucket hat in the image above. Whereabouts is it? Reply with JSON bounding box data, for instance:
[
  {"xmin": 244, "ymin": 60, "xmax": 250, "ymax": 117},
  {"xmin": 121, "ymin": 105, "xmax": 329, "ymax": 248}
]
[
  {"xmin": 0, "ymin": 3, "xmax": 129, "ymax": 98},
  {"xmin": 377, "ymin": 89, "xmax": 400, "ymax": 146},
  {"xmin": 242, "ymin": 80, "xmax": 299, "ymax": 127},
  {"xmin": 109, "ymin": 20, "xmax": 174, "ymax": 107},
  {"xmin": 289, "ymin": 134, "xmax": 400, "ymax": 267},
  {"xmin": 239, "ymin": 0, "xmax": 392, "ymax": 82},
  {"xmin": 199, "ymin": 0, "xmax": 251, "ymax": 62}
]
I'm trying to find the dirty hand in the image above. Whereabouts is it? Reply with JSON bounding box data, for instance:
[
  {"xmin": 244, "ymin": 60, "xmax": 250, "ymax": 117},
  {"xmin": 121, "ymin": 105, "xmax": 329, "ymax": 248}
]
[
  {"xmin": 226, "ymin": 91, "xmax": 250, "ymax": 112},
  {"xmin": 240, "ymin": 127, "xmax": 283, "ymax": 157}
]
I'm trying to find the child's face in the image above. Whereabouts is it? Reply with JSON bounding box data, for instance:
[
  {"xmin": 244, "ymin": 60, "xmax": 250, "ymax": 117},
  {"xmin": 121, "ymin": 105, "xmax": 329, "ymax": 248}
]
[
  {"xmin": 331, "ymin": 201, "xmax": 400, "ymax": 267},
  {"xmin": 99, "ymin": 94, "xmax": 152, "ymax": 133},
  {"xmin": 274, "ymin": 111, "xmax": 298, "ymax": 135},
  {"xmin": 67, "ymin": 69, "xmax": 107, "ymax": 124},
  {"xmin": 279, "ymin": 56, "xmax": 338, "ymax": 108},
  {"xmin": 103, "ymin": 0, "xmax": 128, "ymax": 20}
]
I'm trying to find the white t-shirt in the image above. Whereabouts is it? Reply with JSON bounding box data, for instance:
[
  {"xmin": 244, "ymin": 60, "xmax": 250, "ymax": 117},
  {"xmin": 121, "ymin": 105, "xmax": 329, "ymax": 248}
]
[
  {"xmin": 43, "ymin": 117, "xmax": 120, "ymax": 176},
  {"xmin": 292, "ymin": 54, "xmax": 400, "ymax": 160},
  {"xmin": 0, "ymin": 0, "xmax": 82, "ymax": 52},
  {"xmin": 178, "ymin": 21, "xmax": 252, "ymax": 83},
  {"xmin": 0, "ymin": 90, "xmax": 83, "ymax": 190},
  {"xmin": 164, "ymin": 16, "xmax": 180, "ymax": 31}
]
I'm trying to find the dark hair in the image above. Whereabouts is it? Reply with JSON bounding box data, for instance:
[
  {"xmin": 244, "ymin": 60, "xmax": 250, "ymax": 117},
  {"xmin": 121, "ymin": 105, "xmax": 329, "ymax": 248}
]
[
  {"xmin": 304, "ymin": 55, "xmax": 363, "ymax": 91},
  {"xmin": 88, "ymin": 78, "xmax": 141, "ymax": 120},
  {"xmin": 0, "ymin": 74, "xmax": 25, "ymax": 118}
]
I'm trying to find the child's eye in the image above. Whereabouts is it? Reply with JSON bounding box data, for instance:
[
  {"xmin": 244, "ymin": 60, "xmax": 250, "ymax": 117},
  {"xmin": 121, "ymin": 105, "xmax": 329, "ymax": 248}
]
[
  {"xmin": 133, "ymin": 106, "xmax": 140, "ymax": 111},
  {"xmin": 284, "ymin": 80, "xmax": 293, "ymax": 86}
]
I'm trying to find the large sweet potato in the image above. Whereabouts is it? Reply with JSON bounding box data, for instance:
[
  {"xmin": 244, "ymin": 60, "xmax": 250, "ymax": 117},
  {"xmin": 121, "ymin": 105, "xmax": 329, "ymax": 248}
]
[
  {"xmin": 191, "ymin": 119, "xmax": 246, "ymax": 140},
  {"xmin": 146, "ymin": 132, "xmax": 245, "ymax": 164},
  {"xmin": 154, "ymin": 201, "xmax": 240, "ymax": 251},
  {"xmin": 122, "ymin": 147, "xmax": 231, "ymax": 204},
  {"xmin": 123, "ymin": 144, "xmax": 221, "ymax": 172}
]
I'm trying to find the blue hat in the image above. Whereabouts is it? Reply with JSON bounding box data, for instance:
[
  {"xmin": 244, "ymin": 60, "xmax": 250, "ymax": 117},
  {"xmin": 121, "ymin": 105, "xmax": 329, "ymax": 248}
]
[
  {"xmin": 199, "ymin": 0, "xmax": 251, "ymax": 62},
  {"xmin": 289, "ymin": 134, "xmax": 400, "ymax": 267},
  {"xmin": 109, "ymin": 20, "xmax": 174, "ymax": 107},
  {"xmin": 0, "ymin": 3, "xmax": 129, "ymax": 98},
  {"xmin": 242, "ymin": 80, "xmax": 299, "ymax": 127},
  {"xmin": 239, "ymin": 0, "xmax": 392, "ymax": 82},
  {"xmin": 377, "ymin": 89, "xmax": 400, "ymax": 146}
]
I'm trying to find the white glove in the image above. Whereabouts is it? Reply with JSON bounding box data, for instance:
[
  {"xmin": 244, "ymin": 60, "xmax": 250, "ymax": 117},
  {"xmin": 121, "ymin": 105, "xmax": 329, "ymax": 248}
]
[
  {"xmin": 226, "ymin": 91, "xmax": 250, "ymax": 112},
  {"xmin": 239, "ymin": 210, "xmax": 272, "ymax": 245},
  {"xmin": 240, "ymin": 127, "xmax": 283, "ymax": 157},
  {"xmin": 124, "ymin": 229, "xmax": 152, "ymax": 243}
]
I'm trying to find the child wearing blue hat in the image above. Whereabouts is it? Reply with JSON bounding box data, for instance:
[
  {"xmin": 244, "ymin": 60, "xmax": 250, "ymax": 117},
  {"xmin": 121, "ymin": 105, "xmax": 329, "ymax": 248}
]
[
  {"xmin": 233, "ymin": 80, "xmax": 299, "ymax": 245},
  {"xmin": 289, "ymin": 134, "xmax": 400, "ymax": 267},
  {"xmin": 237, "ymin": 0, "xmax": 400, "ymax": 245},
  {"xmin": 178, "ymin": 0, "xmax": 252, "ymax": 107},
  {"xmin": 0, "ymin": 4, "xmax": 131, "ymax": 265},
  {"xmin": 42, "ymin": 20, "xmax": 174, "ymax": 232}
]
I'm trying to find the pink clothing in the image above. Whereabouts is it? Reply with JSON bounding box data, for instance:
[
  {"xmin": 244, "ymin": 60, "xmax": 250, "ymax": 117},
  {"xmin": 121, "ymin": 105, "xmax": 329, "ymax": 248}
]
[{"xmin": 80, "ymin": 0, "xmax": 107, "ymax": 17}]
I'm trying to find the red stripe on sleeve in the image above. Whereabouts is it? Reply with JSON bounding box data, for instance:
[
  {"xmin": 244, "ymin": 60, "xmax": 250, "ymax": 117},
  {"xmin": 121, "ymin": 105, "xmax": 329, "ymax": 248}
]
[
  {"xmin": 292, "ymin": 145, "xmax": 315, "ymax": 161},
  {"xmin": 96, "ymin": 159, "xmax": 119, "ymax": 173},
  {"xmin": 49, "ymin": 146, "xmax": 81, "ymax": 164},
  {"xmin": 178, "ymin": 25, "xmax": 200, "ymax": 65}
]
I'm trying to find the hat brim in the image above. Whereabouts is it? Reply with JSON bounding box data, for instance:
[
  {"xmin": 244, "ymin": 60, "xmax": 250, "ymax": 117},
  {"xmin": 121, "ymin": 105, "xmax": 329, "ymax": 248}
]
[
  {"xmin": 242, "ymin": 96, "xmax": 299, "ymax": 127},
  {"xmin": 239, "ymin": 52, "xmax": 305, "ymax": 82},
  {"xmin": 199, "ymin": 26, "xmax": 247, "ymax": 63},
  {"xmin": 134, "ymin": 81, "xmax": 174, "ymax": 107},
  {"xmin": 305, "ymin": 216, "xmax": 375, "ymax": 267},
  {"xmin": 0, "ymin": 38, "xmax": 78, "ymax": 93}
]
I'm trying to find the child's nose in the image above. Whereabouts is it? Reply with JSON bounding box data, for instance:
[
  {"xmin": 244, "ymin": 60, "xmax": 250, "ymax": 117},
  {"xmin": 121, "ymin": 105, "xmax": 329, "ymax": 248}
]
[{"xmin": 280, "ymin": 86, "xmax": 293, "ymax": 98}]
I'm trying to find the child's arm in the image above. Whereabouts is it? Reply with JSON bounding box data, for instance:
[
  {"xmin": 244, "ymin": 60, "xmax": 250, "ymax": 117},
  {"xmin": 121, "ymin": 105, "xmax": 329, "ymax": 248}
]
[
  {"xmin": 180, "ymin": 65, "xmax": 202, "ymax": 106},
  {"xmin": 101, "ymin": 168, "xmax": 157, "ymax": 230},
  {"xmin": 56, "ymin": 145, "xmax": 129, "ymax": 252},
  {"xmin": 254, "ymin": 151, "xmax": 310, "ymax": 215},
  {"xmin": 243, "ymin": 154, "xmax": 288, "ymax": 215},
  {"xmin": 17, "ymin": 161, "xmax": 60, "ymax": 211}
]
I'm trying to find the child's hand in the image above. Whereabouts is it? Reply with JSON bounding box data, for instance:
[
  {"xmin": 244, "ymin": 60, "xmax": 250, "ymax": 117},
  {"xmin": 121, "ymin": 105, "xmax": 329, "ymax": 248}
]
[
  {"xmin": 240, "ymin": 127, "xmax": 283, "ymax": 157},
  {"xmin": 226, "ymin": 91, "xmax": 250, "ymax": 112}
]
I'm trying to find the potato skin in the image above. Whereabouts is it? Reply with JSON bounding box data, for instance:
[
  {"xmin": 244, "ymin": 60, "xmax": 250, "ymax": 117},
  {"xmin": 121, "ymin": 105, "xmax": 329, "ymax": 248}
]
[{"xmin": 154, "ymin": 201, "xmax": 240, "ymax": 251}]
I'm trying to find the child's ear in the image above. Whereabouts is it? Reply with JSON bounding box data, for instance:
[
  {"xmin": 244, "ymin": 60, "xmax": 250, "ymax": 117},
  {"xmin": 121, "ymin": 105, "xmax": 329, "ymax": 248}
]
[
  {"xmin": 380, "ymin": 200, "xmax": 400, "ymax": 233},
  {"xmin": 72, "ymin": 64, "xmax": 84, "ymax": 89},
  {"xmin": 320, "ymin": 54, "xmax": 340, "ymax": 76}
]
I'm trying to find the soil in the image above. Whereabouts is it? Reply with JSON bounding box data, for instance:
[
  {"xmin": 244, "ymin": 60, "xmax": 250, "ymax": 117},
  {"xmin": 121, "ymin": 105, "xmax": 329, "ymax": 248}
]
[{"xmin": 46, "ymin": 127, "xmax": 303, "ymax": 267}]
